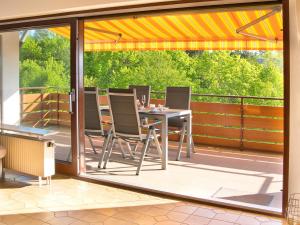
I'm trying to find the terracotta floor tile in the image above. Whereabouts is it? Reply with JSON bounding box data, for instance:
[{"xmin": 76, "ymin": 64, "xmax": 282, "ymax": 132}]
[
  {"xmin": 134, "ymin": 215, "xmax": 157, "ymax": 225},
  {"xmin": 184, "ymin": 215, "xmax": 211, "ymax": 225},
  {"xmin": 114, "ymin": 211, "xmax": 143, "ymax": 221},
  {"xmin": 54, "ymin": 211, "xmax": 68, "ymax": 217},
  {"xmin": 91, "ymin": 208, "xmax": 119, "ymax": 217},
  {"xmin": 236, "ymin": 215, "xmax": 261, "ymax": 225},
  {"xmin": 155, "ymin": 203, "xmax": 177, "ymax": 211},
  {"xmin": 261, "ymin": 221, "xmax": 284, "ymax": 225},
  {"xmin": 27, "ymin": 212, "xmax": 55, "ymax": 222},
  {"xmin": 208, "ymin": 219, "xmax": 235, "ymax": 225},
  {"xmin": 140, "ymin": 207, "xmax": 169, "ymax": 217},
  {"xmin": 172, "ymin": 205, "xmax": 197, "ymax": 215},
  {"xmin": 14, "ymin": 218, "xmax": 48, "ymax": 225},
  {"xmin": 155, "ymin": 215, "xmax": 169, "ymax": 222},
  {"xmin": 47, "ymin": 216, "xmax": 78, "ymax": 225},
  {"xmin": 67, "ymin": 210, "xmax": 93, "ymax": 219},
  {"xmin": 70, "ymin": 221, "xmax": 90, "ymax": 225},
  {"xmin": 167, "ymin": 211, "xmax": 190, "ymax": 222},
  {"xmin": 1, "ymin": 214, "xmax": 27, "ymax": 225},
  {"xmin": 90, "ymin": 223, "xmax": 104, "ymax": 225},
  {"xmin": 155, "ymin": 221, "xmax": 182, "ymax": 225},
  {"xmin": 213, "ymin": 212, "xmax": 240, "ymax": 223},
  {"xmin": 103, "ymin": 217, "xmax": 138, "ymax": 225},
  {"xmin": 80, "ymin": 213, "xmax": 108, "ymax": 223},
  {"xmin": 193, "ymin": 208, "xmax": 216, "ymax": 218}
]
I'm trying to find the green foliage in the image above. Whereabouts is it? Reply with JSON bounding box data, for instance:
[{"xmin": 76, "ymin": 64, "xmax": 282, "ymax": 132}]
[
  {"xmin": 84, "ymin": 51, "xmax": 194, "ymax": 90},
  {"xmin": 20, "ymin": 30, "xmax": 70, "ymax": 91},
  {"xmin": 20, "ymin": 29, "xmax": 283, "ymax": 106}
]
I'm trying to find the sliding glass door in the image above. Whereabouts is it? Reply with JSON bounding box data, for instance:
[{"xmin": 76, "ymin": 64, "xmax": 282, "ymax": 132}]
[{"xmin": 0, "ymin": 20, "xmax": 83, "ymax": 175}]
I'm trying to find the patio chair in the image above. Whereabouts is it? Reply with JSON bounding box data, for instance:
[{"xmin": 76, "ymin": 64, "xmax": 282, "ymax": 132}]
[
  {"xmin": 165, "ymin": 86, "xmax": 195, "ymax": 161},
  {"xmin": 84, "ymin": 87, "xmax": 112, "ymax": 168},
  {"xmin": 103, "ymin": 88, "xmax": 162, "ymax": 175},
  {"xmin": 129, "ymin": 85, "xmax": 151, "ymax": 107}
]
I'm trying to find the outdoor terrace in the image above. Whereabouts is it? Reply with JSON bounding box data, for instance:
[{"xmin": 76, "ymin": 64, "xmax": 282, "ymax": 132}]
[{"xmin": 18, "ymin": 87, "xmax": 284, "ymax": 212}]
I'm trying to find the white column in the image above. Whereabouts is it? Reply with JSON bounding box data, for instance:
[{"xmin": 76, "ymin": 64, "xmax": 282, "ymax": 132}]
[
  {"xmin": 289, "ymin": 0, "xmax": 300, "ymax": 195},
  {"xmin": 0, "ymin": 32, "xmax": 20, "ymax": 125}
]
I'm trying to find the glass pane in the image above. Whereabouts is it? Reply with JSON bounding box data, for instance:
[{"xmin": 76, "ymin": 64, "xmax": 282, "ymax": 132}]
[{"xmin": 0, "ymin": 26, "xmax": 72, "ymax": 162}]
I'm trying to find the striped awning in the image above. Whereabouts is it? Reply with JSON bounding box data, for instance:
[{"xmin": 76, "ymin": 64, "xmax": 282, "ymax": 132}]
[{"xmin": 51, "ymin": 8, "xmax": 283, "ymax": 51}]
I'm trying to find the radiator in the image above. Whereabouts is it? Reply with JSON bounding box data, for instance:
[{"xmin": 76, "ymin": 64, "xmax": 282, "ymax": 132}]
[{"xmin": 0, "ymin": 133, "xmax": 55, "ymax": 178}]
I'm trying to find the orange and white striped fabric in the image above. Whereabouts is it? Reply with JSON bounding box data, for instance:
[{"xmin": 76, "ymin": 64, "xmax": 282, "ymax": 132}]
[{"xmin": 51, "ymin": 9, "xmax": 283, "ymax": 51}]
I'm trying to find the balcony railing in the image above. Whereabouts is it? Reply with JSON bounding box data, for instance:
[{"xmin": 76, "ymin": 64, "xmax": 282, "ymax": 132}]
[{"xmin": 19, "ymin": 87, "xmax": 284, "ymax": 153}]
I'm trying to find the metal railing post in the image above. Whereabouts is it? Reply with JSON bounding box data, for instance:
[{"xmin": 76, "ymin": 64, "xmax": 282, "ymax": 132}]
[
  {"xmin": 57, "ymin": 87, "xmax": 60, "ymax": 125},
  {"xmin": 40, "ymin": 88, "xmax": 44, "ymax": 127},
  {"xmin": 240, "ymin": 97, "xmax": 244, "ymax": 150}
]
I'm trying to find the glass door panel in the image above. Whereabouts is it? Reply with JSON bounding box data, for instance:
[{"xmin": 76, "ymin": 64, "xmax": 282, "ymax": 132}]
[{"xmin": 19, "ymin": 27, "xmax": 73, "ymax": 162}]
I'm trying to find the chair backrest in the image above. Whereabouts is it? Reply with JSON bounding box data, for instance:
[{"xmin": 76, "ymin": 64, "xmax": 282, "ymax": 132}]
[
  {"xmin": 84, "ymin": 87, "xmax": 103, "ymax": 132},
  {"xmin": 108, "ymin": 88, "xmax": 141, "ymax": 139},
  {"xmin": 165, "ymin": 87, "xmax": 191, "ymax": 110},
  {"xmin": 129, "ymin": 85, "xmax": 151, "ymax": 107}
]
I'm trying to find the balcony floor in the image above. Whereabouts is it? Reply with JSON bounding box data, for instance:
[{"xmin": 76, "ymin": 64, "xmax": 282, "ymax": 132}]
[{"xmin": 82, "ymin": 137, "xmax": 283, "ymax": 213}]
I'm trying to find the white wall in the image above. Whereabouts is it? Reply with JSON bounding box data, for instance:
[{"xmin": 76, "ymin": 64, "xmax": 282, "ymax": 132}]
[
  {"xmin": 289, "ymin": 0, "xmax": 300, "ymax": 195},
  {"xmin": 0, "ymin": 32, "xmax": 20, "ymax": 125}
]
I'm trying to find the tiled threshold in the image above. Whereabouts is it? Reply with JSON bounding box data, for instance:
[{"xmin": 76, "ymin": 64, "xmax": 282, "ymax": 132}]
[{"xmin": 80, "ymin": 173, "xmax": 282, "ymax": 216}]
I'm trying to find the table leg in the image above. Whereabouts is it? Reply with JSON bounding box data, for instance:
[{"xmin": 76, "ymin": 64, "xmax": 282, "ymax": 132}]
[
  {"xmin": 0, "ymin": 159, "xmax": 3, "ymax": 179},
  {"xmin": 161, "ymin": 117, "xmax": 168, "ymax": 169},
  {"xmin": 38, "ymin": 176, "xmax": 42, "ymax": 186},
  {"xmin": 186, "ymin": 113, "xmax": 192, "ymax": 158}
]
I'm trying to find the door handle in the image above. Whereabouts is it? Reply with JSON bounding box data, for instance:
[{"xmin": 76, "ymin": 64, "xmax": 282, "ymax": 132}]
[{"xmin": 68, "ymin": 89, "xmax": 75, "ymax": 114}]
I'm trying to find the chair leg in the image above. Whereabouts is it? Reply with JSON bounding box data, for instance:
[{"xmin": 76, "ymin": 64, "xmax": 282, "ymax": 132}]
[
  {"xmin": 117, "ymin": 139, "xmax": 126, "ymax": 158},
  {"xmin": 133, "ymin": 143, "xmax": 139, "ymax": 155},
  {"xmin": 176, "ymin": 125, "xmax": 186, "ymax": 161},
  {"xmin": 153, "ymin": 129, "xmax": 162, "ymax": 160},
  {"xmin": 103, "ymin": 138, "xmax": 115, "ymax": 169},
  {"xmin": 192, "ymin": 137, "xmax": 196, "ymax": 153},
  {"xmin": 126, "ymin": 142, "xmax": 135, "ymax": 159},
  {"xmin": 98, "ymin": 132, "xmax": 112, "ymax": 169},
  {"xmin": 136, "ymin": 130, "xmax": 152, "ymax": 175},
  {"xmin": 87, "ymin": 135, "xmax": 97, "ymax": 154}
]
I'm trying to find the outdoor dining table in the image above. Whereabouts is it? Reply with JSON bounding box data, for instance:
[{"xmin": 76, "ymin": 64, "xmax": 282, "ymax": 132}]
[{"xmin": 100, "ymin": 106, "xmax": 192, "ymax": 170}]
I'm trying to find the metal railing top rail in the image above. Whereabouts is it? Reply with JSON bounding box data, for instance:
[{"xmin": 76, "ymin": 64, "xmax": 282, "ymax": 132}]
[
  {"xmin": 19, "ymin": 87, "xmax": 284, "ymax": 101},
  {"xmin": 150, "ymin": 91, "xmax": 284, "ymax": 101},
  {"xmin": 20, "ymin": 86, "xmax": 69, "ymax": 91}
]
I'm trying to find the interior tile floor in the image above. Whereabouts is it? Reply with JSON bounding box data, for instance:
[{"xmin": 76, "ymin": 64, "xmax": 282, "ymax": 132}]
[{"xmin": 0, "ymin": 171, "xmax": 287, "ymax": 225}]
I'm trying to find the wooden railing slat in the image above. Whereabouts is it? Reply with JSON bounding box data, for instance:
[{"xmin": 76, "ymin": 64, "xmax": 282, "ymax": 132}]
[
  {"xmin": 244, "ymin": 117, "xmax": 283, "ymax": 130},
  {"xmin": 192, "ymin": 125, "xmax": 240, "ymax": 139},
  {"xmin": 193, "ymin": 114, "xmax": 241, "ymax": 127},
  {"xmin": 191, "ymin": 102, "xmax": 241, "ymax": 114},
  {"xmin": 244, "ymin": 105, "xmax": 283, "ymax": 117},
  {"xmin": 244, "ymin": 129, "xmax": 283, "ymax": 143}
]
